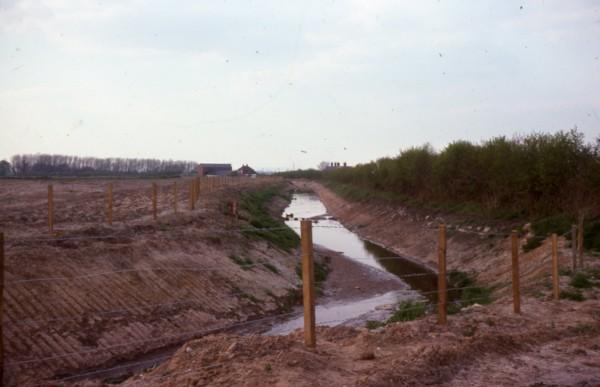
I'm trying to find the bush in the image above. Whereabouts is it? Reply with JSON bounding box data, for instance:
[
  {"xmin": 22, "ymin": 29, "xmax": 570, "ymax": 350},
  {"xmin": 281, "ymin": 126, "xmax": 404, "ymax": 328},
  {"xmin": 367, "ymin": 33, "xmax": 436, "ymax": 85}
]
[{"xmin": 319, "ymin": 129, "xmax": 599, "ymax": 218}]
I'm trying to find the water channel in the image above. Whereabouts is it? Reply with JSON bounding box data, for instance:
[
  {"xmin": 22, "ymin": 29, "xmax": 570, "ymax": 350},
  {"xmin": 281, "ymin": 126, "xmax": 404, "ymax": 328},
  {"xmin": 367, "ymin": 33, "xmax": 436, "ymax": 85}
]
[{"xmin": 267, "ymin": 192, "xmax": 437, "ymax": 334}]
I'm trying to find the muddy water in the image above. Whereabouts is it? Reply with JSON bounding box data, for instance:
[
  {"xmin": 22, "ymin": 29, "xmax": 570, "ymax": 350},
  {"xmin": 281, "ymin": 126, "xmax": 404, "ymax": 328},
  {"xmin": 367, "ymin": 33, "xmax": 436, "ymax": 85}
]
[{"xmin": 267, "ymin": 193, "xmax": 437, "ymax": 334}]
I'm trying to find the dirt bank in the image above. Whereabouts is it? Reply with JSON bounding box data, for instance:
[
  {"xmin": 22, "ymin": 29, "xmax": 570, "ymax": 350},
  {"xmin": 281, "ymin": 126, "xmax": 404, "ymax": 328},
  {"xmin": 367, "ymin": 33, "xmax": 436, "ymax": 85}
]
[
  {"xmin": 120, "ymin": 297, "xmax": 600, "ymax": 386},
  {"xmin": 294, "ymin": 180, "xmax": 579, "ymax": 297},
  {"xmin": 1, "ymin": 178, "xmax": 307, "ymax": 385}
]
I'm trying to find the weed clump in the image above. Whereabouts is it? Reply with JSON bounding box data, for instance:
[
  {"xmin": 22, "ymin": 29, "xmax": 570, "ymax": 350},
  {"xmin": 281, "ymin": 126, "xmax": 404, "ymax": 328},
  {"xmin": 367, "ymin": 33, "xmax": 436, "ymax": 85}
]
[
  {"xmin": 387, "ymin": 300, "xmax": 427, "ymax": 323},
  {"xmin": 560, "ymin": 289, "xmax": 584, "ymax": 301},
  {"xmin": 570, "ymin": 272, "xmax": 592, "ymax": 289},
  {"xmin": 240, "ymin": 185, "xmax": 300, "ymax": 251},
  {"xmin": 447, "ymin": 270, "xmax": 492, "ymax": 314}
]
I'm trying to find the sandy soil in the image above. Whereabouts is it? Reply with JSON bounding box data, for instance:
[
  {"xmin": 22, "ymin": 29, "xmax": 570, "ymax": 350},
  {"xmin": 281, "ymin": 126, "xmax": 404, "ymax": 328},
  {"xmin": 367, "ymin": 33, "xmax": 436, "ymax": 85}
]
[
  {"xmin": 1, "ymin": 177, "xmax": 308, "ymax": 385},
  {"xmin": 118, "ymin": 297, "xmax": 600, "ymax": 387},
  {"xmin": 109, "ymin": 179, "xmax": 600, "ymax": 387},
  {"xmin": 1, "ymin": 177, "xmax": 416, "ymax": 386}
]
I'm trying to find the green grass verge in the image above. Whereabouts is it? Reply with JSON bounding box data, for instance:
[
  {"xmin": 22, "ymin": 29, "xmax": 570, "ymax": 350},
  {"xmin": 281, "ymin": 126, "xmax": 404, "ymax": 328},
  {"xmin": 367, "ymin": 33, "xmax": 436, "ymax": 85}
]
[{"xmin": 240, "ymin": 185, "xmax": 300, "ymax": 251}]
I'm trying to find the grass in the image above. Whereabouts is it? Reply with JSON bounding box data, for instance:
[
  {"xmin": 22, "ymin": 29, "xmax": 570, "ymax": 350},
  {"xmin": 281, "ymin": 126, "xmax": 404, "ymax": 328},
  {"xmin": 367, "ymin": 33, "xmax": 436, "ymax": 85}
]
[
  {"xmin": 447, "ymin": 270, "xmax": 493, "ymax": 314},
  {"xmin": 570, "ymin": 272, "xmax": 592, "ymax": 289},
  {"xmin": 387, "ymin": 300, "xmax": 427, "ymax": 323},
  {"xmin": 560, "ymin": 289, "xmax": 584, "ymax": 301},
  {"xmin": 240, "ymin": 185, "xmax": 300, "ymax": 251},
  {"xmin": 365, "ymin": 320, "xmax": 384, "ymax": 330}
]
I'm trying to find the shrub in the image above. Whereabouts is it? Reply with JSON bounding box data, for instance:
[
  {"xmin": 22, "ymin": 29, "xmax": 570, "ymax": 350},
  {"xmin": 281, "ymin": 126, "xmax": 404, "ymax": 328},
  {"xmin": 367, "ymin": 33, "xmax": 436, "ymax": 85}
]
[
  {"xmin": 570, "ymin": 272, "xmax": 592, "ymax": 288},
  {"xmin": 387, "ymin": 301, "xmax": 427, "ymax": 323}
]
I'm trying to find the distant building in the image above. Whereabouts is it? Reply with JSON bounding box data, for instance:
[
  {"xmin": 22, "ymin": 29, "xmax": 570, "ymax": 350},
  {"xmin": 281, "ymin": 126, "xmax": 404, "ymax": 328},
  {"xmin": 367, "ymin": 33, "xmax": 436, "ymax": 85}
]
[
  {"xmin": 197, "ymin": 163, "xmax": 232, "ymax": 176},
  {"xmin": 323, "ymin": 162, "xmax": 347, "ymax": 171},
  {"xmin": 235, "ymin": 164, "xmax": 257, "ymax": 177}
]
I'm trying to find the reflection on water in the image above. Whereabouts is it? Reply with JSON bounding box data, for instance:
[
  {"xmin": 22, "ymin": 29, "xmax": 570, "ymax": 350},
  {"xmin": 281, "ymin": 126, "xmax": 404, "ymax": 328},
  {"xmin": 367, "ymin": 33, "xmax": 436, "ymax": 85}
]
[
  {"xmin": 266, "ymin": 193, "xmax": 440, "ymax": 335},
  {"xmin": 283, "ymin": 193, "xmax": 437, "ymax": 300}
]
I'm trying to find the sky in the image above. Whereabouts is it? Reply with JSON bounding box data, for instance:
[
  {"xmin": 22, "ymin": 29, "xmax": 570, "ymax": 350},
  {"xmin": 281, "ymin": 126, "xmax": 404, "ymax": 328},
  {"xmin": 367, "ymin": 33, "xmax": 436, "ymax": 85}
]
[{"xmin": 1, "ymin": 0, "xmax": 599, "ymax": 171}]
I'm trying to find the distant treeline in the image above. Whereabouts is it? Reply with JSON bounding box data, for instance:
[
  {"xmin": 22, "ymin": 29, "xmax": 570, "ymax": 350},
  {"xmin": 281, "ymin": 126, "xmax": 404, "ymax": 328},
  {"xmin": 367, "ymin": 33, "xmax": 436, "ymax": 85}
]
[
  {"xmin": 2, "ymin": 154, "xmax": 198, "ymax": 177},
  {"xmin": 281, "ymin": 129, "xmax": 600, "ymax": 217}
]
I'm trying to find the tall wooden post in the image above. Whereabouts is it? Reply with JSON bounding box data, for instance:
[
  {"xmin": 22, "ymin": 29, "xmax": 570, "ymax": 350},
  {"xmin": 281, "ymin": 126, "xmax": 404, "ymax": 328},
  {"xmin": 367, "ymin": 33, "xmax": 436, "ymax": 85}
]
[
  {"xmin": 571, "ymin": 224, "xmax": 577, "ymax": 271},
  {"xmin": 577, "ymin": 214, "xmax": 584, "ymax": 269},
  {"xmin": 437, "ymin": 224, "xmax": 447, "ymax": 325},
  {"xmin": 152, "ymin": 183, "xmax": 158, "ymax": 221},
  {"xmin": 107, "ymin": 183, "xmax": 113, "ymax": 225},
  {"xmin": 511, "ymin": 231, "xmax": 521, "ymax": 313},
  {"xmin": 47, "ymin": 184, "xmax": 54, "ymax": 235},
  {"xmin": 173, "ymin": 182, "xmax": 178, "ymax": 213},
  {"xmin": 189, "ymin": 181, "xmax": 195, "ymax": 210},
  {"xmin": 301, "ymin": 220, "xmax": 316, "ymax": 348},
  {"xmin": 195, "ymin": 177, "xmax": 200, "ymax": 204},
  {"xmin": 552, "ymin": 233, "xmax": 559, "ymax": 300},
  {"xmin": 0, "ymin": 232, "xmax": 5, "ymax": 385}
]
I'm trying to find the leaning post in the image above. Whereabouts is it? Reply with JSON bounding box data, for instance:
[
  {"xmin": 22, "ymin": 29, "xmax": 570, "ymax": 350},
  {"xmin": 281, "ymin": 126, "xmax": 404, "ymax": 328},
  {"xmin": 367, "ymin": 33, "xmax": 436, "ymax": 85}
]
[
  {"xmin": 511, "ymin": 230, "xmax": 521, "ymax": 313},
  {"xmin": 301, "ymin": 219, "xmax": 316, "ymax": 348},
  {"xmin": 437, "ymin": 224, "xmax": 447, "ymax": 325}
]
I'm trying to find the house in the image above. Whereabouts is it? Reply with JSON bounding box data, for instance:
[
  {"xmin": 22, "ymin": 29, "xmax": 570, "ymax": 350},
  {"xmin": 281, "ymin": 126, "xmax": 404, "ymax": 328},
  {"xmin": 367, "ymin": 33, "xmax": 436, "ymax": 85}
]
[
  {"xmin": 235, "ymin": 164, "xmax": 257, "ymax": 177},
  {"xmin": 197, "ymin": 163, "xmax": 232, "ymax": 176}
]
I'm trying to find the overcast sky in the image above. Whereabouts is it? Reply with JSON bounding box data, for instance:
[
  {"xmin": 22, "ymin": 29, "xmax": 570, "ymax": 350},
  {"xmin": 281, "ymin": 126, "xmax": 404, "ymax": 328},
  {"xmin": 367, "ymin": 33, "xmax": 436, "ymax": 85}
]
[{"xmin": 1, "ymin": 0, "xmax": 599, "ymax": 170}]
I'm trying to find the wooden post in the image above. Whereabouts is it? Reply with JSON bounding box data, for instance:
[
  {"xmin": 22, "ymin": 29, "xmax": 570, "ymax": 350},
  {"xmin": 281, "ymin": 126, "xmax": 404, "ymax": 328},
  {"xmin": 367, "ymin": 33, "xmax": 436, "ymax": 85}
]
[
  {"xmin": 552, "ymin": 233, "xmax": 559, "ymax": 300},
  {"xmin": 577, "ymin": 214, "xmax": 584, "ymax": 269},
  {"xmin": 0, "ymin": 232, "xmax": 4, "ymax": 385},
  {"xmin": 301, "ymin": 220, "xmax": 316, "ymax": 348},
  {"xmin": 437, "ymin": 224, "xmax": 447, "ymax": 325},
  {"xmin": 571, "ymin": 224, "xmax": 577, "ymax": 271},
  {"xmin": 173, "ymin": 182, "xmax": 178, "ymax": 213},
  {"xmin": 152, "ymin": 183, "xmax": 158, "ymax": 221},
  {"xmin": 47, "ymin": 184, "xmax": 54, "ymax": 235},
  {"xmin": 107, "ymin": 183, "xmax": 113, "ymax": 225},
  {"xmin": 232, "ymin": 200, "xmax": 238, "ymax": 219},
  {"xmin": 195, "ymin": 177, "xmax": 200, "ymax": 204},
  {"xmin": 511, "ymin": 230, "xmax": 521, "ymax": 313},
  {"xmin": 189, "ymin": 181, "xmax": 195, "ymax": 210}
]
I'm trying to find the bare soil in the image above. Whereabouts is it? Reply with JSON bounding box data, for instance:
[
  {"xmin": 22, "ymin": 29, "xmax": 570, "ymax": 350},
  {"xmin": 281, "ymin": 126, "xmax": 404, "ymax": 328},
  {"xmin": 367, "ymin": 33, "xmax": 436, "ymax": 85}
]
[
  {"xmin": 1, "ymin": 177, "xmax": 307, "ymax": 385},
  {"xmin": 111, "ymin": 179, "xmax": 600, "ymax": 386},
  {"xmin": 118, "ymin": 297, "xmax": 600, "ymax": 387}
]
